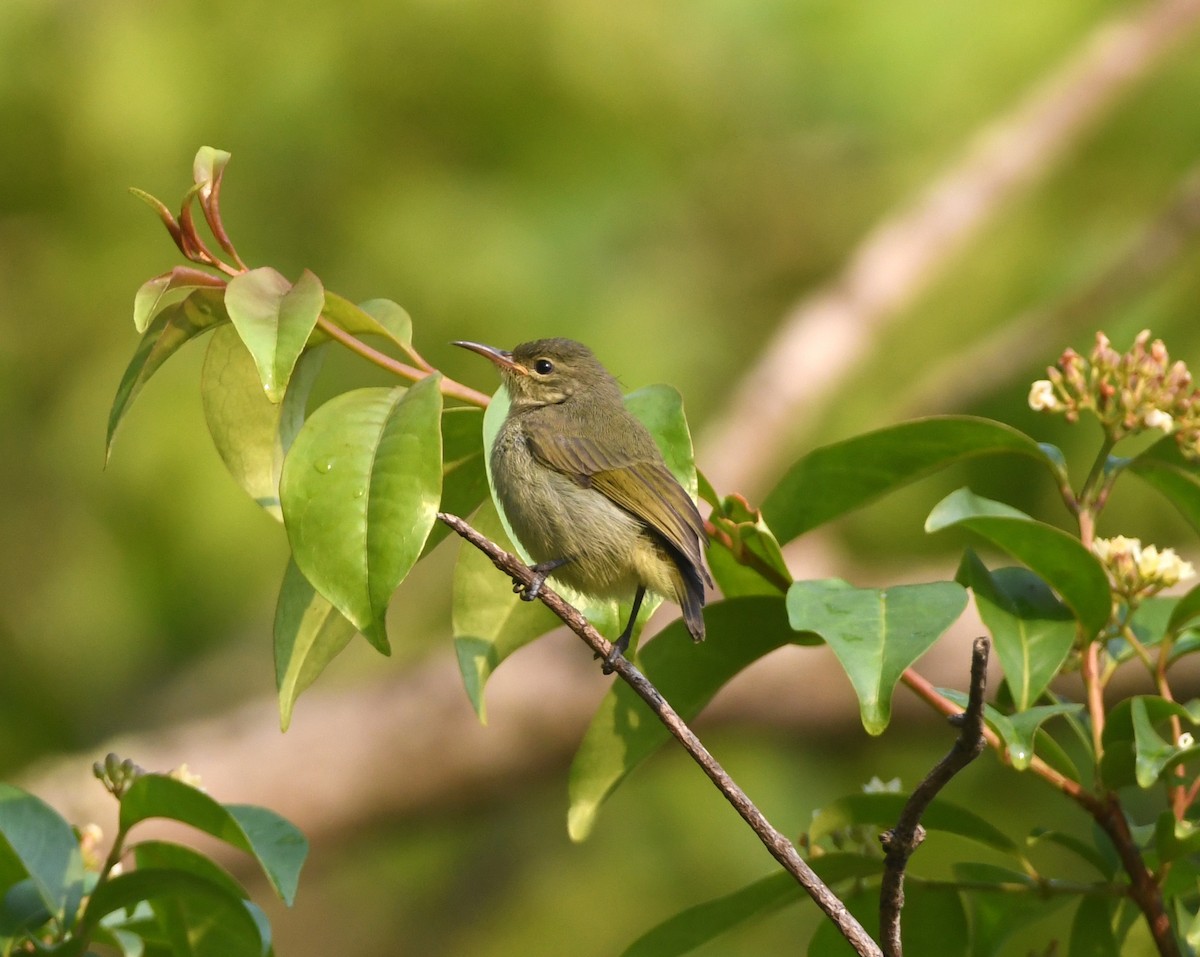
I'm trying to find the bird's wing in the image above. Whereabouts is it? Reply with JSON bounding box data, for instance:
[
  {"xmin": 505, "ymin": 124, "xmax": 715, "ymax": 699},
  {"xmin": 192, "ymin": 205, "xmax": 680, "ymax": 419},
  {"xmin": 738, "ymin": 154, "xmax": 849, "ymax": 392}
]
[{"xmin": 525, "ymin": 431, "xmax": 710, "ymax": 582}]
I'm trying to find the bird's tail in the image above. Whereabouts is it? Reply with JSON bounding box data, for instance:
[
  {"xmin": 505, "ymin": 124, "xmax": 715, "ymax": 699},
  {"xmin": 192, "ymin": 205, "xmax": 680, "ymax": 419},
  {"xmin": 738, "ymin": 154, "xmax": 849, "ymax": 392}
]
[{"xmin": 678, "ymin": 562, "xmax": 707, "ymax": 643}]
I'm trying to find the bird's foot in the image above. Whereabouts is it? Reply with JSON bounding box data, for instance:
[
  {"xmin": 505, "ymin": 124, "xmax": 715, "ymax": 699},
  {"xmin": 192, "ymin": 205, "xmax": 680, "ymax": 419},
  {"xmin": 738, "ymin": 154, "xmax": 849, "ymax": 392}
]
[
  {"xmin": 600, "ymin": 632, "xmax": 631, "ymax": 675},
  {"xmin": 513, "ymin": 557, "xmax": 570, "ymax": 602}
]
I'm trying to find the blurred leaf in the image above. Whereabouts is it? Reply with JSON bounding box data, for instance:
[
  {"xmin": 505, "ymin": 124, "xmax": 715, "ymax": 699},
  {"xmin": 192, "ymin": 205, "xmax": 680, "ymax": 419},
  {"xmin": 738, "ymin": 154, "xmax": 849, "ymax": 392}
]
[
  {"xmin": 762, "ymin": 416, "xmax": 1054, "ymax": 545},
  {"xmin": 1128, "ymin": 437, "xmax": 1200, "ymax": 536},
  {"xmin": 707, "ymin": 494, "xmax": 791, "ymax": 597},
  {"xmin": 1099, "ymin": 695, "xmax": 1198, "ymax": 789},
  {"xmin": 1168, "ymin": 583, "xmax": 1200, "ymax": 634},
  {"xmin": 568, "ymin": 596, "xmax": 806, "ymax": 841},
  {"xmin": 0, "ymin": 879, "xmax": 51, "ymax": 941},
  {"xmin": 80, "ymin": 869, "xmax": 266, "ymax": 957},
  {"xmin": 1026, "ymin": 828, "xmax": 1111, "ymax": 876},
  {"xmin": 134, "ymin": 841, "xmax": 246, "ymax": 901},
  {"xmin": 280, "ymin": 378, "xmax": 444, "ymax": 651},
  {"xmin": 202, "ymin": 326, "xmax": 324, "ymax": 521},
  {"xmin": 1154, "ymin": 810, "xmax": 1200, "ymax": 865},
  {"xmin": 956, "ymin": 553, "xmax": 1075, "ymax": 710},
  {"xmin": 1131, "ymin": 696, "xmax": 1199, "ymax": 789},
  {"xmin": 786, "ymin": 579, "xmax": 966, "ymax": 735},
  {"xmin": 1069, "ymin": 895, "xmax": 1117, "ymax": 957},
  {"xmin": 320, "ymin": 292, "xmax": 414, "ymax": 352},
  {"xmin": 452, "ymin": 500, "xmax": 560, "ymax": 722},
  {"xmin": 225, "ymin": 267, "xmax": 324, "ymax": 402},
  {"xmin": 954, "ymin": 862, "xmax": 1071, "ymax": 957},
  {"xmin": 927, "ymin": 488, "xmax": 1111, "ymax": 638},
  {"xmin": 106, "ymin": 288, "xmax": 228, "ymax": 461},
  {"xmin": 809, "ymin": 793, "xmax": 1020, "ymax": 858},
  {"xmin": 118, "ymin": 775, "xmax": 306, "ymax": 905},
  {"xmin": 422, "ymin": 407, "xmax": 489, "ymax": 557},
  {"xmin": 0, "ymin": 785, "xmax": 83, "ymax": 921},
  {"xmin": 620, "ymin": 855, "xmax": 878, "ymax": 957},
  {"xmin": 807, "ymin": 884, "xmax": 967, "ymax": 957},
  {"xmin": 274, "ymin": 558, "xmax": 357, "ymax": 732},
  {"xmin": 133, "ymin": 267, "xmax": 226, "ymax": 333}
]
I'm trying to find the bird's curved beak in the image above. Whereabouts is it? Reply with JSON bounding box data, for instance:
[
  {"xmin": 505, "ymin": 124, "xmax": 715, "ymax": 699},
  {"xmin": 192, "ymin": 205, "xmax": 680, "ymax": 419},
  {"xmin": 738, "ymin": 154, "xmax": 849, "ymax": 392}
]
[{"xmin": 452, "ymin": 340, "xmax": 527, "ymax": 374}]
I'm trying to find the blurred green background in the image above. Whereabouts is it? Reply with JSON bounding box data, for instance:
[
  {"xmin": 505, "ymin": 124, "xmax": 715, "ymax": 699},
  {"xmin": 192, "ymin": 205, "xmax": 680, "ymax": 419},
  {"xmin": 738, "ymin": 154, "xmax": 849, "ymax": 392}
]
[{"xmin": 3, "ymin": 0, "xmax": 1200, "ymax": 953}]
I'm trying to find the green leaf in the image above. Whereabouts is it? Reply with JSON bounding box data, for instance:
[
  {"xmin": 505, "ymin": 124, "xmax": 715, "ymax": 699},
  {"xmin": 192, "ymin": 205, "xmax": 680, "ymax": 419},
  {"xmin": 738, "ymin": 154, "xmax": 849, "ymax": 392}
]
[
  {"xmin": 568, "ymin": 596, "xmax": 805, "ymax": 841},
  {"xmin": 762, "ymin": 416, "xmax": 1055, "ymax": 545},
  {"xmin": 786, "ymin": 579, "xmax": 967, "ymax": 735},
  {"xmin": 1069, "ymin": 895, "xmax": 1118, "ymax": 957},
  {"xmin": 1099, "ymin": 695, "xmax": 1199, "ymax": 789},
  {"xmin": 620, "ymin": 855, "xmax": 879, "ymax": 957},
  {"xmin": 1168, "ymin": 583, "xmax": 1200, "ymax": 634},
  {"xmin": 954, "ymin": 862, "xmax": 1072, "ymax": 957},
  {"xmin": 0, "ymin": 785, "xmax": 84, "ymax": 920},
  {"xmin": 192, "ymin": 146, "xmax": 231, "ymax": 191},
  {"xmin": 320, "ymin": 292, "xmax": 414, "ymax": 352},
  {"xmin": 452, "ymin": 501, "xmax": 560, "ymax": 722},
  {"xmin": 807, "ymin": 884, "xmax": 968, "ymax": 957},
  {"xmin": 133, "ymin": 841, "xmax": 246, "ymax": 901},
  {"xmin": 1154, "ymin": 810, "xmax": 1200, "ymax": 865},
  {"xmin": 941, "ymin": 690, "xmax": 1080, "ymax": 771},
  {"xmin": 422, "ymin": 407, "xmax": 489, "ymax": 557},
  {"xmin": 80, "ymin": 869, "xmax": 266, "ymax": 957},
  {"xmin": 280, "ymin": 377, "xmax": 444, "ymax": 651},
  {"xmin": 202, "ymin": 326, "xmax": 324, "ymax": 521},
  {"xmin": 927, "ymin": 488, "xmax": 1111, "ymax": 638},
  {"xmin": 1128, "ymin": 437, "xmax": 1200, "ymax": 537},
  {"xmin": 118, "ymin": 775, "xmax": 307, "ymax": 905},
  {"xmin": 224, "ymin": 267, "xmax": 324, "ymax": 403},
  {"xmin": 274, "ymin": 558, "xmax": 357, "ymax": 732},
  {"xmin": 106, "ymin": 288, "xmax": 228, "ymax": 461},
  {"xmin": 1026, "ymin": 828, "xmax": 1112, "ymax": 876},
  {"xmin": 809, "ymin": 793, "xmax": 1020, "ymax": 858},
  {"xmin": 956, "ymin": 554, "xmax": 1076, "ymax": 711},
  {"xmin": 133, "ymin": 267, "xmax": 226, "ymax": 333}
]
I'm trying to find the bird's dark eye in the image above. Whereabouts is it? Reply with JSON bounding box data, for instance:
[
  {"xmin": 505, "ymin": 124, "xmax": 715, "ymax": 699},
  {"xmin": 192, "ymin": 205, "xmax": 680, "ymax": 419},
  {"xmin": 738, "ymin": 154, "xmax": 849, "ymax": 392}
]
[{"xmin": 534, "ymin": 358, "xmax": 554, "ymax": 375}]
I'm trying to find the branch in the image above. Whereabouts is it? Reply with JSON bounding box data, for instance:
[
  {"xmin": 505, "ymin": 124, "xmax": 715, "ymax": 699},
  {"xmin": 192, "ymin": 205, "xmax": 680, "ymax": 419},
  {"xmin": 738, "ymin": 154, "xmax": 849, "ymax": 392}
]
[
  {"xmin": 700, "ymin": 0, "xmax": 1200, "ymax": 495},
  {"xmin": 878, "ymin": 638, "xmax": 989, "ymax": 957},
  {"xmin": 436, "ymin": 512, "xmax": 883, "ymax": 957}
]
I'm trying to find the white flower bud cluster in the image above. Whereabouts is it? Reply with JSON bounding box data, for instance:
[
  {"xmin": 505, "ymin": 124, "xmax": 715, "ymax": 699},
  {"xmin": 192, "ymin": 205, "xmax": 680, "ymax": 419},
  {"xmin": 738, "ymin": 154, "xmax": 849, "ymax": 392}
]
[
  {"xmin": 1028, "ymin": 331, "xmax": 1200, "ymax": 458},
  {"xmin": 1091, "ymin": 535, "xmax": 1195, "ymax": 598}
]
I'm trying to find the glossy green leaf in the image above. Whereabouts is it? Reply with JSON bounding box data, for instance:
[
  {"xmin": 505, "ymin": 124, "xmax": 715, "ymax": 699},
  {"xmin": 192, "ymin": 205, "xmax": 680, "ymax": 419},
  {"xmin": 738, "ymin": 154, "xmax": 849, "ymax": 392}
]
[
  {"xmin": 0, "ymin": 785, "xmax": 83, "ymax": 920},
  {"xmin": 320, "ymin": 292, "xmax": 414, "ymax": 351},
  {"xmin": 568, "ymin": 596, "xmax": 806, "ymax": 841},
  {"xmin": 762, "ymin": 416, "xmax": 1054, "ymax": 544},
  {"xmin": 118, "ymin": 775, "xmax": 307, "ymax": 905},
  {"xmin": 106, "ymin": 288, "xmax": 228, "ymax": 461},
  {"xmin": 202, "ymin": 326, "xmax": 324, "ymax": 521},
  {"xmin": 1069, "ymin": 895, "xmax": 1117, "ymax": 957},
  {"xmin": 224, "ymin": 267, "xmax": 324, "ymax": 402},
  {"xmin": 621, "ymin": 855, "xmax": 878, "ymax": 957},
  {"xmin": 274, "ymin": 558, "xmax": 357, "ymax": 731},
  {"xmin": 927, "ymin": 488, "xmax": 1111, "ymax": 638},
  {"xmin": 80, "ymin": 869, "xmax": 266, "ymax": 957},
  {"xmin": 280, "ymin": 377, "xmax": 444, "ymax": 651},
  {"xmin": 956, "ymin": 553, "xmax": 1075, "ymax": 711},
  {"xmin": 787, "ymin": 579, "xmax": 966, "ymax": 735},
  {"xmin": 1099, "ymin": 695, "xmax": 1199, "ymax": 789},
  {"xmin": 134, "ymin": 841, "xmax": 246, "ymax": 901},
  {"xmin": 422, "ymin": 407, "xmax": 489, "ymax": 557},
  {"xmin": 453, "ymin": 501, "xmax": 560, "ymax": 722},
  {"xmin": 1128, "ymin": 437, "xmax": 1200, "ymax": 536},
  {"xmin": 133, "ymin": 267, "xmax": 226, "ymax": 333},
  {"xmin": 809, "ymin": 792, "xmax": 1020, "ymax": 857},
  {"xmin": 707, "ymin": 495, "xmax": 791, "ymax": 598},
  {"xmin": 941, "ymin": 690, "xmax": 1081, "ymax": 771}
]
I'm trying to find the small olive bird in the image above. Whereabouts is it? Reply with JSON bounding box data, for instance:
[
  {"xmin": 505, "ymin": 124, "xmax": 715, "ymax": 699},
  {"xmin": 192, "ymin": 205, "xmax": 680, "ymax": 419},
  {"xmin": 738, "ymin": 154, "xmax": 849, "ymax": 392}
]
[{"xmin": 454, "ymin": 338, "xmax": 711, "ymax": 667}]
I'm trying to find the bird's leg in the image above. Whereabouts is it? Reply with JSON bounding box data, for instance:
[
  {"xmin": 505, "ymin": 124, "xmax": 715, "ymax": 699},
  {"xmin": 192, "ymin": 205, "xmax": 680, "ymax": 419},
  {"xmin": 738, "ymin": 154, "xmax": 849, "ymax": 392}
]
[
  {"xmin": 602, "ymin": 585, "xmax": 646, "ymax": 674},
  {"xmin": 516, "ymin": 557, "xmax": 570, "ymax": 601}
]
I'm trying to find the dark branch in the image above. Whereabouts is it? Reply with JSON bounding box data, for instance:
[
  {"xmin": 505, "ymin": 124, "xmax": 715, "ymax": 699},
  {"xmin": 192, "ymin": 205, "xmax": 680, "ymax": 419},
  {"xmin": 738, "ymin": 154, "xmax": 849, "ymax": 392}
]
[
  {"xmin": 437, "ymin": 512, "xmax": 883, "ymax": 957},
  {"xmin": 878, "ymin": 637, "xmax": 989, "ymax": 957}
]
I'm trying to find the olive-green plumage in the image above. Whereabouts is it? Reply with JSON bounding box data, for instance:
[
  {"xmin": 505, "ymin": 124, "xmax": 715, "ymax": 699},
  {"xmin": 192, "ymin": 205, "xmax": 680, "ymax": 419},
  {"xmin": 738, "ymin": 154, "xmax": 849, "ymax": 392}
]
[{"xmin": 454, "ymin": 338, "xmax": 711, "ymax": 661}]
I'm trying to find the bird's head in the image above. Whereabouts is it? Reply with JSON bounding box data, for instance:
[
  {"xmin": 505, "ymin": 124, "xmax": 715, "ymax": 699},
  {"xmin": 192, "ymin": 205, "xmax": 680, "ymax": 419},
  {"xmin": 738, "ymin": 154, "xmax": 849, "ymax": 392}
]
[{"xmin": 453, "ymin": 337, "xmax": 621, "ymax": 408}]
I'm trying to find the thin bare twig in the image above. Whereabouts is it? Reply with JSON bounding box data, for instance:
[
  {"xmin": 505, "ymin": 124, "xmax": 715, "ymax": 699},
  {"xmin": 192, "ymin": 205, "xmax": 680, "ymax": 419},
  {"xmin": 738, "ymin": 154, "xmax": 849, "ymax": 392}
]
[
  {"xmin": 436, "ymin": 511, "xmax": 883, "ymax": 957},
  {"xmin": 879, "ymin": 638, "xmax": 989, "ymax": 957}
]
